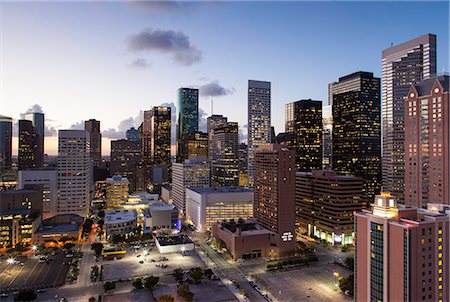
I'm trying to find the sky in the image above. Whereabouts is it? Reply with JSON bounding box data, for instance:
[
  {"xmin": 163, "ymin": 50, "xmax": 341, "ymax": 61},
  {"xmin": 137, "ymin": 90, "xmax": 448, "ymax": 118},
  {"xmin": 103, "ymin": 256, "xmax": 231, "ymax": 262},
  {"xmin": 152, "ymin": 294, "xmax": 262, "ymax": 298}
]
[{"xmin": 1, "ymin": 0, "xmax": 449, "ymax": 156}]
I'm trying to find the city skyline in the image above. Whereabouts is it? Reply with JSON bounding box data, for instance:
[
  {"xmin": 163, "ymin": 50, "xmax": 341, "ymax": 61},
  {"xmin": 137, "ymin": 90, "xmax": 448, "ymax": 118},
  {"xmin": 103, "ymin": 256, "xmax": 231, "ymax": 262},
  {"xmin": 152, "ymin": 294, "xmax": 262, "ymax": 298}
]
[{"xmin": 1, "ymin": 1, "xmax": 449, "ymax": 156}]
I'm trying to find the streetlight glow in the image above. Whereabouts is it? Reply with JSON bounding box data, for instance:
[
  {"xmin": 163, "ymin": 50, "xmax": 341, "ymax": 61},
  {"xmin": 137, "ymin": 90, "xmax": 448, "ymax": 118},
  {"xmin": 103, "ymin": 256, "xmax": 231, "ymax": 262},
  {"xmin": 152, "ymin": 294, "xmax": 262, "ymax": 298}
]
[
  {"xmin": 7, "ymin": 258, "xmax": 15, "ymax": 264},
  {"xmin": 32, "ymin": 245, "xmax": 37, "ymax": 251}
]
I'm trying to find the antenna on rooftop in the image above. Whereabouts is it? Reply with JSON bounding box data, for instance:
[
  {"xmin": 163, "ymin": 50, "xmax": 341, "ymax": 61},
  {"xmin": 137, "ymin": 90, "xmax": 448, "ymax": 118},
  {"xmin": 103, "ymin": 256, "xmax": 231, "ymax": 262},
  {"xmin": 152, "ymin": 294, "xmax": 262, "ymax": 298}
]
[{"xmin": 211, "ymin": 98, "xmax": 214, "ymax": 116}]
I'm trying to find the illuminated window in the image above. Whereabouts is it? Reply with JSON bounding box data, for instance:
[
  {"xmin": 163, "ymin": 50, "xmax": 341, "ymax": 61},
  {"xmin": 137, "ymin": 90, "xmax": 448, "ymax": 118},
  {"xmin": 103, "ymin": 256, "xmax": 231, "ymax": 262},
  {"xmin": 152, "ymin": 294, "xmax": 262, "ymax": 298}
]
[{"xmin": 438, "ymin": 260, "xmax": 442, "ymax": 266}]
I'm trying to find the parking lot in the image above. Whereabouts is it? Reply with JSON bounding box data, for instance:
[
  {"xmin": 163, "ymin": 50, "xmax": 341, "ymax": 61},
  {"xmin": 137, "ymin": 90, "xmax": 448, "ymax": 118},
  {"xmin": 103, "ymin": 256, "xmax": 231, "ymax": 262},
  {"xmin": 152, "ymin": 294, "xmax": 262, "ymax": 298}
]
[
  {"xmin": 102, "ymin": 245, "xmax": 206, "ymax": 281},
  {"xmin": 0, "ymin": 253, "xmax": 70, "ymax": 293},
  {"xmin": 256, "ymin": 263, "xmax": 352, "ymax": 302}
]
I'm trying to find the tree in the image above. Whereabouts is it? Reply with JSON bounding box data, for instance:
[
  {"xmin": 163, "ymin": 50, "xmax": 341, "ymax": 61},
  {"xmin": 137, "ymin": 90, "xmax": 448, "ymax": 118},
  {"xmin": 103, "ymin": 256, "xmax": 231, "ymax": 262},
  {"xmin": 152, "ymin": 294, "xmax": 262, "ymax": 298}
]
[
  {"xmin": 173, "ymin": 268, "xmax": 184, "ymax": 283},
  {"xmin": 83, "ymin": 218, "xmax": 94, "ymax": 234},
  {"xmin": 345, "ymin": 257, "xmax": 354, "ymax": 271},
  {"xmin": 177, "ymin": 283, "xmax": 194, "ymax": 302},
  {"xmin": 63, "ymin": 242, "xmax": 75, "ymax": 250},
  {"xmin": 144, "ymin": 275, "xmax": 160, "ymax": 293},
  {"xmin": 156, "ymin": 295, "xmax": 174, "ymax": 302},
  {"xmin": 338, "ymin": 274, "xmax": 354, "ymax": 297},
  {"xmin": 103, "ymin": 281, "xmax": 116, "ymax": 292},
  {"xmin": 97, "ymin": 219, "xmax": 104, "ymax": 229},
  {"xmin": 91, "ymin": 242, "xmax": 104, "ymax": 257},
  {"xmin": 132, "ymin": 277, "xmax": 143, "ymax": 289},
  {"xmin": 14, "ymin": 289, "xmax": 37, "ymax": 301},
  {"xmin": 88, "ymin": 297, "xmax": 96, "ymax": 302},
  {"xmin": 204, "ymin": 268, "xmax": 213, "ymax": 279},
  {"xmin": 98, "ymin": 210, "xmax": 105, "ymax": 219},
  {"xmin": 191, "ymin": 267, "xmax": 203, "ymax": 284}
]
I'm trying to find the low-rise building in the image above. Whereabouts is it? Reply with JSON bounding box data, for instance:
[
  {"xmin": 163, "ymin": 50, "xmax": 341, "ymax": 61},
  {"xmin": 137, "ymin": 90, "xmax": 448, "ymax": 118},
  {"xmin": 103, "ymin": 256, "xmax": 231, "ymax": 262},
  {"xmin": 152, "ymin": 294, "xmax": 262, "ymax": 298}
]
[
  {"xmin": 155, "ymin": 234, "xmax": 195, "ymax": 254},
  {"xmin": 185, "ymin": 187, "xmax": 253, "ymax": 233},
  {"xmin": 144, "ymin": 201, "xmax": 179, "ymax": 233},
  {"xmin": 105, "ymin": 209, "xmax": 138, "ymax": 239},
  {"xmin": 161, "ymin": 185, "xmax": 172, "ymax": 203},
  {"xmin": 211, "ymin": 220, "xmax": 277, "ymax": 260},
  {"xmin": 99, "ymin": 176, "xmax": 129, "ymax": 209},
  {"xmin": 33, "ymin": 214, "xmax": 83, "ymax": 247}
]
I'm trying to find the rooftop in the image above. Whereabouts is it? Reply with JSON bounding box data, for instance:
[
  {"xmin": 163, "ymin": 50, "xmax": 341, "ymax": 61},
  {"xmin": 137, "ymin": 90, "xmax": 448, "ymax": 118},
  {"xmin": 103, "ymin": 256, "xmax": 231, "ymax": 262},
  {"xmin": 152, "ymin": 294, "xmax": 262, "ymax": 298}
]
[
  {"xmin": 105, "ymin": 209, "xmax": 138, "ymax": 224},
  {"xmin": 149, "ymin": 201, "xmax": 177, "ymax": 212},
  {"xmin": 188, "ymin": 186, "xmax": 253, "ymax": 194},
  {"xmin": 156, "ymin": 235, "xmax": 193, "ymax": 246}
]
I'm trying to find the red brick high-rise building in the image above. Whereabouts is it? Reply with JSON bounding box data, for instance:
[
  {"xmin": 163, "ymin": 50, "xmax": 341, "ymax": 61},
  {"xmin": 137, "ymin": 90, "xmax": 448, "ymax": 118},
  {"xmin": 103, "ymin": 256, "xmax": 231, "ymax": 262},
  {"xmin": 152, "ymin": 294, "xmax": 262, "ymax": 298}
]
[{"xmin": 405, "ymin": 75, "xmax": 449, "ymax": 208}]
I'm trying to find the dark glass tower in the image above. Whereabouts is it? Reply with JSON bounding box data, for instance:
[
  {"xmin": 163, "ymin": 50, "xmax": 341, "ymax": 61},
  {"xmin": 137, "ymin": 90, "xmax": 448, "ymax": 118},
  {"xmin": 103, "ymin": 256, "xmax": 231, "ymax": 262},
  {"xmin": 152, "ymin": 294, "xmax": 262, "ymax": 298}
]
[
  {"xmin": 176, "ymin": 88, "xmax": 199, "ymax": 162},
  {"xmin": 151, "ymin": 106, "xmax": 171, "ymax": 166},
  {"xmin": 287, "ymin": 99, "xmax": 323, "ymax": 172},
  {"xmin": 18, "ymin": 120, "xmax": 36, "ymax": 170},
  {"xmin": 24, "ymin": 112, "xmax": 44, "ymax": 167},
  {"xmin": 211, "ymin": 122, "xmax": 239, "ymax": 187},
  {"xmin": 0, "ymin": 116, "xmax": 12, "ymax": 170},
  {"xmin": 332, "ymin": 71, "xmax": 381, "ymax": 203},
  {"xmin": 84, "ymin": 119, "xmax": 102, "ymax": 167}
]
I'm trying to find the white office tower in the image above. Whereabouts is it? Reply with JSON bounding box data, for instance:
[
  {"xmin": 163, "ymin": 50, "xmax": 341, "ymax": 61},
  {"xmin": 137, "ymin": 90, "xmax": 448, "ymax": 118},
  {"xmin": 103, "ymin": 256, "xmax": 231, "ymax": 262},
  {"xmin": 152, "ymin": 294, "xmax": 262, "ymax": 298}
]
[
  {"xmin": 57, "ymin": 130, "xmax": 92, "ymax": 217},
  {"xmin": 247, "ymin": 80, "xmax": 271, "ymax": 187}
]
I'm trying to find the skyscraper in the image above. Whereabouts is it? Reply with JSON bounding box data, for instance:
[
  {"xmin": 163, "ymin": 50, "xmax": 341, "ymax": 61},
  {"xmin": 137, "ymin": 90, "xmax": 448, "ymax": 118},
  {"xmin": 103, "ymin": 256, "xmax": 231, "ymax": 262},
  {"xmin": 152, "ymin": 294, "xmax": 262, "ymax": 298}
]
[
  {"xmin": 24, "ymin": 112, "xmax": 44, "ymax": 167},
  {"xmin": 18, "ymin": 119, "xmax": 36, "ymax": 170},
  {"xmin": 286, "ymin": 99, "xmax": 323, "ymax": 172},
  {"xmin": 172, "ymin": 158, "xmax": 210, "ymax": 214},
  {"xmin": 404, "ymin": 75, "xmax": 449, "ymax": 208},
  {"xmin": 84, "ymin": 119, "xmax": 102, "ymax": 167},
  {"xmin": 126, "ymin": 127, "xmax": 140, "ymax": 142},
  {"xmin": 253, "ymin": 144, "xmax": 296, "ymax": 256},
  {"xmin": 248, "ymin": 80, "xmax": 271, "ymax": 186},
  {"xmin": 322, "ymin": 105, "xmax": 333, "ymax": 170},
  {"xmin": 57, "ymin": 130, "xmax": 91, "ymax": 217},
  {"xmin": 151, "ymin": 106, "xmax": 171, "ymax": 166},
  {"xmin": 355, "ymin": 193, "xmax": 449, "ymax": 302},
  {"xmin": 211, "ymin": 122, "xmax": 239, "ymax": 187},
  {"xmin": 110, "ymin": 139, "xmax": 142, "ymax": 193},
  {"xmin": 207, "ymin": 115, "xmax": 228, "ymax": 160},
  {"xmin": 186, "ymin": 131, "xmax": 208, "ymax": 159},
  {"xmin": 332, "ymin": 71, "xmax": 381, "ymax": 203},
  {"xmin": 382, "ymin": 34, "xmax": 437, "ymax": 203},
  {"xmin": 0, "ymin": 115, "xmax": 13, "ymax": 170},
  {"xmin": 141, "ymin": 110, "xmax": 152, "ymax": 165},
  {"xmin": 176, "ymin": 88, "xmax": 199, "ymax": 163}
]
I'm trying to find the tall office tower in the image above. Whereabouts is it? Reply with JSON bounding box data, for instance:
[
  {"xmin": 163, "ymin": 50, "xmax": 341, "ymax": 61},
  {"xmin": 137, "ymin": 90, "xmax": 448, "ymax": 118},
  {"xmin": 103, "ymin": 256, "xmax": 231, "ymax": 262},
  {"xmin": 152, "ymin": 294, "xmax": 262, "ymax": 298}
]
[
  {"xmin": 253, "ymin": 144, "xmax": 296, "ymax": 256},
  {"xmin": 177, "ymin": 88, "xmax": 199, "ymax": 163},
  {"xmin": 270, "ymin": 126, "xmax": 276, "ymax": 143},
  {"xmin": 248, "ymin": 80, "xmax": 271, "ymax": 186},
  {"xmin": 332, "ymin": 72, "xmax": 381, "ymax": 203},
  {"xmin": 295, "ymin": 170, "xmax": 363, "ymax": 245},
  {"xmin": 110, "ymin": 139, "xmax": 142, "ymax": 193},
  {"xmin": 285, "ymin": 102, "xmax": 294, "ymax": 132},
  {"xmin": 151, "ymin": 106, "xmax": 171, "ymax": 166},
  {"xmin": 238, "ymin": 143, "xmax": 249, "ymax": 187},
  {"xmin": 57, "ymin": 130, "xmax": 91, "ymax": 217},
  {"xmin": 211, "ymin": 122, "xmax": 239, "ymax": 187},
  {"xmin": 405, "ymin": 75, "xmax": 449, "ymax": 208},
  {"xmin": 355, "ymin": 192, "xmax": 449, "ymax": 302},
  {"xmin": 84, "ymin": 119, "xmax": 102, "ymax": 167},
  {"xmin": 382, "ymin": 34, "xmax": 437, "ymax": 203},
  {"xmin": 126, "ymin": 127, "xmax": 140, "ymax": 142},
  {"xmin": 186, "ymin": 131, "xmax": 208, "ymax": 159},
  {"xmin": 207, "ymin": 115, "xmax": 228, "ymax": 160},
  {"xmin": 172, "ymin": 158, "xmax": 210, "ymax": 214},
  {"xmin": 286, "ymin": 99, "xmax": 323, "ymax": 172},
  {"xmin": 0, "ymin": 115, "xmax": 12, "ymax": 170},
  {"xmin": 24, "ymin": 112, "xmax": 44, "ymax": 167},
  {"xmin": 322, "ymin": 105, "xmax": 332, "ymax": 169},
  {"xmin": 18, "ymin": 119, "xmax": 36, "ymax": 170},
  {"xmin": 141, "ymin": 110, "xmax": 152, "ymax": 165},
  {"xmin": 18, "ymin": 169, "xmax": 57, "ymax": 219}
]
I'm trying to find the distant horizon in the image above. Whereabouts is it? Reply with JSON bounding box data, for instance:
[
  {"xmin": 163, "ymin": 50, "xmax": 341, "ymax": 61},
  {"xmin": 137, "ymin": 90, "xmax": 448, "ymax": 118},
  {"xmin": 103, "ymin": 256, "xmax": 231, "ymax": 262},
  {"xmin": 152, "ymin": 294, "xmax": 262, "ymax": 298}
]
[{"xmin": 1, "ymin": 1, "xmax": 448, "ymax": 156}]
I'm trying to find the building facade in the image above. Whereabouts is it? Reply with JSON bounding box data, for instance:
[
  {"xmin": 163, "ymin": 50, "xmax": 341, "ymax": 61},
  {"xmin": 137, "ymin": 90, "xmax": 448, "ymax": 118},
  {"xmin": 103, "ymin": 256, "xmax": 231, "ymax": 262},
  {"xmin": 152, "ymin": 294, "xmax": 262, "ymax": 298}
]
[
  {"xmin": 207, "ymin": 115, "xmax": 228, "ymax": 160},
  {"xmin": 84, "ymin": 119, "xmax": 102, "ymax": 168},
  {"xmin": 172, "ymin": 158, "xmax": 210, "ymax": 214},
  {"xmin": 253, "ymin": 144, "xmax": 296, "ymax": 256},
  {"xmin": 295, "ymin": 170, "xmax": 363, "ymax": 245},
  {"xmin": 0, "ymin": 115, "xmax": 12, "ymax": 170},
  {"xmin": 355, "ymin": 193, "xmax": 449, "ymax": 302},
  {"xmin": 382, "ymin": 34, "xmax": 437, "ymax": 203},
  {"xmin": 332, "ymin": 71, "xmax": 381, "ymax": 203},
  {"xmin": 186, "ymin": 131, "xmax": 208, "ymax": 159},
  {"xmin": 322, "ymin": 105, "xmax": 333, "ymax": 170},
  {"xmin": 18, "ymin": 169, "xmax": 58, "ymax": 219},
  {"xmin": 126, "ymin": 127, "xmax": 140, "ymax": 142},
  {"xmin": 177, "ymin": 88, "xmax": 199, "ymax": 163},
  {"xmin": 24, "ymin": 112, "xmax": 44, "ymax": 168},
  {"xmin": 248, "ymin": 80, "xmax": 271, "ymax": 186},
  {"xmin": 151, "ymin": 106, "xmax": 171, "ymax": 166},
  {"xmin": 405, "ymin": 75, "xmax": 449, "ymax": 208},
  {"xmin": 211, "ymin": 122, "xmax": 239, "ymax": 187},
  {"xmin": 105, "ymin": 209, "xmax": 138, "ymax": 239},
  {"xmin": 104, "ymin": 176, "xmax": 129, "ymax": 209},
  {"xmin": 18, "ymin": 119, "xmax": 37, "ymax": 170},
  {"xmin": 186, "ymin": 187, "xmax": 253, "ymax": 233},
  {"xmin": 57, "ymin": 130, "xmax": 91, "ymax": 217},
  {"xmin": 110, "ymin": 139, "xmax": 142, "ymax": 193}
]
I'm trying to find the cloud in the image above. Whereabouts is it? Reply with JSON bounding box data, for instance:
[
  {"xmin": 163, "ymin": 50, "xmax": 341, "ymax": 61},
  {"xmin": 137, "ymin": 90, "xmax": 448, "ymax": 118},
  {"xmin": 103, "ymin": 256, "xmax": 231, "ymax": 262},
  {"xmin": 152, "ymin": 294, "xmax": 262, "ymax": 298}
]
[
  {"xmin": 101, "ymin": 111, "xmax": 144, "ymax": 140},
  {"xmin": 199, "ymin": 81, "xmax": 234, "ymax": 97},
  {"xmin": 129, "ymin": 58, "xmax": 152, "ymax": 69},
  {"xmin": 127, "ymin": 1, "xmax": 194, "ymax": 12},
  {"xmin": 17, "ymin": 104, "xmax": 58, "ymax": 137},
  {"xmin": 20, "ymin": 104, "xmax": 44, "ymax": 119},
  {"xmin": 69, "ymin": 120, "xmax": 85, "ymax": 130},
  {"xmin": 198, "ymin": 108, "xmax": 208, "ymax": 132},
  {"xmin": 239, "ymin": 124, "xmax": 248, "ymax": 143},
  {"xmin": 126, "ymin": 28, "xmax": 202, "ymax": 66}
]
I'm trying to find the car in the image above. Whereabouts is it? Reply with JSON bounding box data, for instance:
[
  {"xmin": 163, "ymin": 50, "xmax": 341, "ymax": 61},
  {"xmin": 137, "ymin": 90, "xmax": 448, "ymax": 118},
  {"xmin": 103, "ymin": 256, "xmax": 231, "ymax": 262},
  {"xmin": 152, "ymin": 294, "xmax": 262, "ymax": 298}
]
[
  {"xmin": 37, "ymin": 289, "xmax": 46, "ymax": 293},
  {"xmin": 38, "ymin": 259, "xmax": 46, "ymax": 263},
  {"xmin": 65, "ymin": 254, "xmax": 74, "ymax": 258},
  {"xmin": 0, "ymin": 293, "xmax": 8, "ymax": 298},
  {"xmin": 139, "ymin": 260, "xmax": 144, "ymax": 264},
  {"xmin": 136, "ymin": 255, "xmax": 141, "ymax": 258}
]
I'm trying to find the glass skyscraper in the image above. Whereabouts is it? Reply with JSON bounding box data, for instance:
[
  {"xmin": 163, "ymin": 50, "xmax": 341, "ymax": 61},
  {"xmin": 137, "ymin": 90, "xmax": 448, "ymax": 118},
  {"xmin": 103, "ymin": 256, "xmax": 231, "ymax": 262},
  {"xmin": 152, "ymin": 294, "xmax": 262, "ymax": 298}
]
[
  {"xmin": 24, "ymin": 112, "xmax": 44, "ymax": 167},
  {"xmin": 0, "ymin": 115, "xmax": 12, "ymax": 170},
  {"xmin": 176, "ymin": 88, "xmax": 199, "ymax": 163}
]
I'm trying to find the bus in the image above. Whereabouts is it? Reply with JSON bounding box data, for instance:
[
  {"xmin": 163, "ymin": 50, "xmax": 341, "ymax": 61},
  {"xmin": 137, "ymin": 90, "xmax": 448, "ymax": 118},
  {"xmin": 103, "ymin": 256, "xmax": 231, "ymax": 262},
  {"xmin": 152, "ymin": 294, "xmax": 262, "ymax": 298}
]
[{"xmin": 101, "ymin": 247, "xmax": 126, "ymax": 260}]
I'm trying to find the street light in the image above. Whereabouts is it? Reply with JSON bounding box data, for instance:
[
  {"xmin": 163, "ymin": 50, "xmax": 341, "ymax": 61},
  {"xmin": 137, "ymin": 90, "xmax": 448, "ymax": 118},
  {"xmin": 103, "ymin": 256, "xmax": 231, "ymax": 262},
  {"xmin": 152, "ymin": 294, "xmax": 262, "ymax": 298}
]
[
  {"xmin": 7, "ymin": 258, "xmax": 15, "ymax": 264},
  {"xmin": 32, "ymin": 245, "xmax": 37, "ymax": 251}
]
